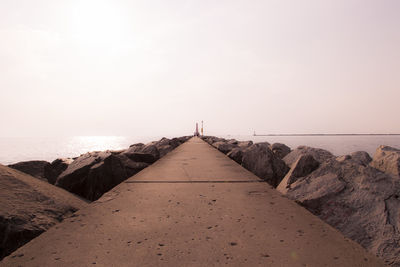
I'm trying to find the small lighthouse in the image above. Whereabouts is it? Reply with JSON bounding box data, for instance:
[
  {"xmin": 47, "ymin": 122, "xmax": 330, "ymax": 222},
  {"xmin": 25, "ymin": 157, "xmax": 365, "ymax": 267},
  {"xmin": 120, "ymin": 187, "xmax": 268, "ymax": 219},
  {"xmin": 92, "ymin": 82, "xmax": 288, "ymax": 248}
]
[{"xmin": 194, "ymin": 123, "xmax": 200, "ymax": 136}]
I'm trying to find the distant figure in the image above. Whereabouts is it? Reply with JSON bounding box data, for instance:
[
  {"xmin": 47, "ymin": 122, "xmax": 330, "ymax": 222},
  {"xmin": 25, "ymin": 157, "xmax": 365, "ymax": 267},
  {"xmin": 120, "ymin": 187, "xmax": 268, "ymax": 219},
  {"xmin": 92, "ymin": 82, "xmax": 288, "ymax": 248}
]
[{"xmin": 194, "ymin": 123, "xmax": 200, "ymax": 136}]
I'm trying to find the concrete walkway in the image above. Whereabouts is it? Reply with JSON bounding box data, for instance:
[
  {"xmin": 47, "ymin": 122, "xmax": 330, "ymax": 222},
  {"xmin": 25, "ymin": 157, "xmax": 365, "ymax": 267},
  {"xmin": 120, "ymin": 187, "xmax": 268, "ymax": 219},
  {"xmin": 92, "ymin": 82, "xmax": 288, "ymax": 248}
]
[{"xmin": 2, "ymin": 137, "xmax": 384, "ymax": 266}]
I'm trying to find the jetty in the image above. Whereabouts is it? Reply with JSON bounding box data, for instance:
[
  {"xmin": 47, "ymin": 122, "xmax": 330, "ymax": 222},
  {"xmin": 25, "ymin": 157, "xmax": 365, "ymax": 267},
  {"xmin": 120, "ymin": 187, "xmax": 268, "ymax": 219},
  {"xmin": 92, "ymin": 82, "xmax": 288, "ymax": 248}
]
[{"xmin": 2, "ymin": 137, "xmax": 384, "ymax": 266}]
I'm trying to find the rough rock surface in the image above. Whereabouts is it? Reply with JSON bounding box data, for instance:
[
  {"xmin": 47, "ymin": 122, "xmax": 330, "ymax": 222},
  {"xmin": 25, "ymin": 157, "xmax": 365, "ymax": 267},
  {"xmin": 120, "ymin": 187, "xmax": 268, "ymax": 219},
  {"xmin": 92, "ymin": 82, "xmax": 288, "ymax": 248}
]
[
  {"xmin": 241, "ymin": 142, "xmax": 289, "ymax": 187},
  {"xmin": 370, "ymin": 145, "xmax": 400, "ymax": 176},
  {"xmin": 283, "ymin": 145, "xmax": 334, "ymax": 167},
  {"xmin": 7, "ymin": 160, "xmax": 50, "ymax": 181},
  {"xmin": 212, "ymin": 141, "xmax": 236, "ymax": 154},
  {"xmin": 154, "ymin": 137, "xmax": 182, "ymax": 157},
  {"xmin": 277, "ymin": 154, "xmax": 319, "ymax": 194},
  {"xmin": 270, "ymin": 143, "xmax": 291, "ymax": 159},
  {"xmin": 201, "ymin": 136, "xmax": 226, "ymax": 145},
  {"xmin": 226, "ymin": 148, "xmax": 243, "ymax": 164},
  {"xmin": 237, "ymin": 140, "xmax": 253, "ymax": 148},
  {"xmin": 227, "ymin": 139, "xmax": 238, "ymax": 145},
  {"xmin": 122, "ymin": 152, "xmax": 157, "ymax": 164},
  {"xmin": 54, "ymin": 151, "xmax": 151, "ymax": 201},
  {"xmin": 55, "ymin": 152, "xmax": 117, "ymax": 201},
  {"xmin": 55, "ymin": 137, "xmax": 190, "ymax": 201},
  {"xmin": 282, "ymin": 156, "xmax": 400, "ymax": 266},
  {"xmin": 44, "ymin": 158, "xmax": 73, "ymax": 184},
  {"xmin": 0, "ymin": 164, "xmax": 88, "ymax": 260},
  {"xmin": 336, "ymin": 151, "xmax": 372, "ymax": 167}
]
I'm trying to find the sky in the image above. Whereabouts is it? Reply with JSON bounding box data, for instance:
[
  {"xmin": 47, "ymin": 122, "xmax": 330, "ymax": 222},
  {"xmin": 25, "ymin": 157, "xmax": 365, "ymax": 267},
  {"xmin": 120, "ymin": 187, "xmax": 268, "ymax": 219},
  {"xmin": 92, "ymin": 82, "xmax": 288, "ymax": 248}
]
[{"xmin": 0, "ymin": 0, "xmax": 399, "ymax": 137}]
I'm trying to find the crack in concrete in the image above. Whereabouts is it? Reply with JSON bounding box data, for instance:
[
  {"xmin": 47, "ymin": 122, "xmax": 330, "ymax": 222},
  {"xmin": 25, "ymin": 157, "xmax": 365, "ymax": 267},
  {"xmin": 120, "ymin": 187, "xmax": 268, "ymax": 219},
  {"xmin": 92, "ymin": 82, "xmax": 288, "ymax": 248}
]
[{"xmin": 125, "ymin": 180, "xmax": 265, "ymax": 183}]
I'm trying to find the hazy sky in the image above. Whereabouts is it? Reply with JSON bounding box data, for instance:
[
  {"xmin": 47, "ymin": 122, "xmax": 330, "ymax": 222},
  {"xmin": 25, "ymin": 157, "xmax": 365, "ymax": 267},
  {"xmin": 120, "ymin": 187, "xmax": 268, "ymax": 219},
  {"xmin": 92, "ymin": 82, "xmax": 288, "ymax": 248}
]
[{"xmin": 1, "ymin": 0, "xmax": 399, "ymax": 137}]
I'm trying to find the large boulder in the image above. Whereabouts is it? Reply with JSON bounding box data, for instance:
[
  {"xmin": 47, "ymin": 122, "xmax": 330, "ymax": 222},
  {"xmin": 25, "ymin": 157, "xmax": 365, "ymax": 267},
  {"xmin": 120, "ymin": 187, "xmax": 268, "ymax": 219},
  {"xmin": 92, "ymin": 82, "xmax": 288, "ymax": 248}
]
[
  {"xmin": 277, "ymin": 154, "xmax": 319, "ymax": 194},
  {"xmin": 55, "ymin": 151, "xmax": 129, "ymax": 201},
  {"xmin": 227, "ymin": 139, "xmax": 239, "ymax": 145},
  {"xmin": 201, "ymin": 136, "xmax": 226, "ymax": 145},
  {"xmin": 336, "ymin": 151, "xmax": 372, "ymax": 167},
  {"xmin": 44, "ymin": 158, "xmax": 73, "ymax": 184},
  {"xmin": 212, "ymin": 141, "xmax": 237, "ymax": 154},
  {"xmin": 237, "ymin": 140, "xmax": 253, "ymax": 149},
  {"xmin": 370, "ymin": 145, "xmax": 400, "ymax": 176},
  {"xmin": 123, "ymin": 143, "xmax": 157, "ymax": 164},
  {"xmin": 153, "ymin": 137, "xmax": 180, "ymax": 158},
  {"xmin": 116, "ymin": 154, "xmax": 150, "ymax": 177},
  {"xmin": 177, "ymin": 136, "xmax": 191, "ymax": 144},
  {"xmin": 270, "ymin": 143, "xmax": 291, "ymax": 159},
  {"xmin": 123, "ymin": 152, "xmax": 157, "ymax": 164},
  {"xmin": 0, "ymin": 164, "xmax": 88, "ymax": 260},
  {"xmin": 241, "ymin": 143, "xmax": 289, "ymax": 187},
  {"xmin": 282, "ymin": 155, "xmax": 400, "ymax": 266},
  {"xmin": 7, "ymin": 160, "xmax": 50, "ymax": 181},
  {"xmin": 140, "ymin": 143, "xmax": 160, "ymax": 160},
  {"xmin": 54, "ymin": 137, "xmax": 187, "ymax": 201},
  {"xmin": 227, "ymin": 148, "xmax": 243, "ymax": 164},
  {"xmin": 128, "ymin": 142, "xmax": 145, "ymax": 150},
  {"xmin": 283, "ymin": 145, "xmax": 334, "ymax": 167}
]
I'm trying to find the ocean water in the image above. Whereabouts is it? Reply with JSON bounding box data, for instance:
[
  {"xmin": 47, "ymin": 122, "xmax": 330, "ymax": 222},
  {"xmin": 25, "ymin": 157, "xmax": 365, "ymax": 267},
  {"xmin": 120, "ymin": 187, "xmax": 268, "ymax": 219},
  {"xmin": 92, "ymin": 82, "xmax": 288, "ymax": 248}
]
[
  {"xmin": 0, "ymin": 136, "xmax": 164, "ymax": 165},
  {"xmin": 0, "ymin": 135, "xmax": 399, "ymax": 165},
  {"xmin": 223, "ymin": 135, "xmax": 400, "ymax": 158}
]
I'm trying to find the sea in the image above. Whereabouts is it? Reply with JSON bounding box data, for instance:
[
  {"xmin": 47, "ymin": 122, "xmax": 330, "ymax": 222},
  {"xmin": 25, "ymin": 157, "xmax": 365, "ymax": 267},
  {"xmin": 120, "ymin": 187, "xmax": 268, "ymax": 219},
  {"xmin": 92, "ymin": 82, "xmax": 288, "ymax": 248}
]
[{"xmin": 0, "ymin": 135, "xmax": 399, "ymax": 165}]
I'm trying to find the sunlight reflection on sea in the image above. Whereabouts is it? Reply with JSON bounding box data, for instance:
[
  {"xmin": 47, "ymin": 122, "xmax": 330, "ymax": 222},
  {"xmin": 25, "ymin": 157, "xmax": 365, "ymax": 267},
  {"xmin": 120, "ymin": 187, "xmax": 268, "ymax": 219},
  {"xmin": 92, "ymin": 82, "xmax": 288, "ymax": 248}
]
[
  {"xmin": 0, "ymin": 135, "xmax": 399, "ymax": 165},
  {"xmin": 0, "ymin": 136, "xmax": 162, "ymax": 165}
]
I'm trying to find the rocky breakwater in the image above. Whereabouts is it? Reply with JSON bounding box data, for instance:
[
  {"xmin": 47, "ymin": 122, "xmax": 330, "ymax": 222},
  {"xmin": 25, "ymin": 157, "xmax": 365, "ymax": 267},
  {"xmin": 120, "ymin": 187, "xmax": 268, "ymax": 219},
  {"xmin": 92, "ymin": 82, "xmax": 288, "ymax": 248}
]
[
  {"xmin": 0, "ymin": 164, "xmax": 88, "ymax": 260},
  {"xmin": 54, "ymin": 136, "xmax": 190, "ymax": 201},
  {"xmin": 1, "ymin": 136, "xmax": 191, "ymax": 261},
  {"xmin": 7, "ymin": 136, "xmax": 191, "ymax": 202},
  {"xmin": 203, "ymin": 136, "xmax": 400, "ymax": 266},
  {"xmin": 202, "ymin": 136, "xmax": 290, "ymax": 187},
  {"xmin": 277, "ymin": 146, "xmax": 400, "ymax": 266}
]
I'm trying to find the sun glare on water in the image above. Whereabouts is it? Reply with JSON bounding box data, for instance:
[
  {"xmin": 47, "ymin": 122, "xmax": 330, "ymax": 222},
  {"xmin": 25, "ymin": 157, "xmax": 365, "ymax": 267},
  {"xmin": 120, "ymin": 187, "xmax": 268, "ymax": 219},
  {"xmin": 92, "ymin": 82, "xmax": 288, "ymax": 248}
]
[{"xmin": 70, "ymin": 136, "xmax": 128, "ymax": 155}]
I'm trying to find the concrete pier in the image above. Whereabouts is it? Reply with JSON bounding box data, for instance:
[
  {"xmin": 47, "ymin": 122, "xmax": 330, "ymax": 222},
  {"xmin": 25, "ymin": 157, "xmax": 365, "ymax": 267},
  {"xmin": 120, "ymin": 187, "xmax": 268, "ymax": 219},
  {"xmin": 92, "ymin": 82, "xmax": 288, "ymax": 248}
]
[{"xmin": 2, "ymin": 137, "xmax": 384, "ymax": 266}]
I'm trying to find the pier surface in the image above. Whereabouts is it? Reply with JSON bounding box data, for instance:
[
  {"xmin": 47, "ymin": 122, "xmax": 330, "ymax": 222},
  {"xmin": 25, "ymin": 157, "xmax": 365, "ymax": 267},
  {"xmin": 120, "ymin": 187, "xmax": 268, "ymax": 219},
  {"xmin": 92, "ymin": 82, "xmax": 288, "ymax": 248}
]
[{"xmin": 2, "ymin": 137, "xmax": 384, "ymax": 266}]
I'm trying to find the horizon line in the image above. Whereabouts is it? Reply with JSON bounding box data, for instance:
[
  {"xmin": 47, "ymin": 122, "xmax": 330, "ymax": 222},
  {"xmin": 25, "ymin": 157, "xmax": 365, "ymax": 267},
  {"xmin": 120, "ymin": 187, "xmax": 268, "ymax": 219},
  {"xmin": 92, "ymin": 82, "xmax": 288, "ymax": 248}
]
[{"xmin": 253, "ymin": 133, "xmax": 400, "ymax": 136}]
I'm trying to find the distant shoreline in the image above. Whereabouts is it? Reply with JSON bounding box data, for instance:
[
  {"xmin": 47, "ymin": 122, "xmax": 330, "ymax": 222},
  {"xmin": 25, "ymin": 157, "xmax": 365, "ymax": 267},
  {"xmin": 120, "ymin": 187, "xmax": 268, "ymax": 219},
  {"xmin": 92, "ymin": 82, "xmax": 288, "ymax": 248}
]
[{"xmin": 253, "ymin": 133, "xmax": 400, "ymax": 136}]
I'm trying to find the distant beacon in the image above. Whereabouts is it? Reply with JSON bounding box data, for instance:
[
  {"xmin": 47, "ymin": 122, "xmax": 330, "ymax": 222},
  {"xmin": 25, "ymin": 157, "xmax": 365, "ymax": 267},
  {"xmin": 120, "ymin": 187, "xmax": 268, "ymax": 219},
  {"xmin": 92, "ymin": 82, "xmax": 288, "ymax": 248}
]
[{"xmin": 194, "ymin": 123, "xmax": 200, "ymax": 136}]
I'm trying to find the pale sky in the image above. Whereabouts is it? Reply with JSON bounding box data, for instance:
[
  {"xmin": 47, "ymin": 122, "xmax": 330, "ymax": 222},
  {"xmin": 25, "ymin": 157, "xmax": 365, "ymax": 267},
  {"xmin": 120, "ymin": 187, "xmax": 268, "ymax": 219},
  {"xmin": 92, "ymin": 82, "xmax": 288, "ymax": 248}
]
[{"xmin": 1, "ymin": 0, "xmax": 399, "ymax": 137}]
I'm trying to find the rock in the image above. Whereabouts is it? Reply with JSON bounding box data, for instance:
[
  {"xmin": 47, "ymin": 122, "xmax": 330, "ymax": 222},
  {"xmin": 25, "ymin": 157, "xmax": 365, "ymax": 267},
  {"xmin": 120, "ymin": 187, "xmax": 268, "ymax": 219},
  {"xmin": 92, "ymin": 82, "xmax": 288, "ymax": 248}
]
[
  {"xmin": 350, "ymin": 151, "xmax": 372, "ymax": 166},
  {"xmin": 241, "ymin": 143, "xmax": 289, "ymax": 187},
  {"xmin": 0, "ymin": 164, "xmax": 88, "ymax": 260},
  {"xmin": 288, "ymin": 172, "xmax": 346, "ymax": 209},
  {"xmin": 237, "ymin": 140, "xmax": 253, "ymax": 148},
  {"xmin": 44, "ymin": 158, "xmax": 73, "ymax": 184},
  {"xmin": 55, "ymin": 151, "xmax": 127, "ymax": 201},
  {"xmin": 336, "ymin": 151, "xmax": 372, "ymax": 167},
  {"xmin": 212, "ymin": 141, "xmax": 237, "ymax": 154},
  {"xmin": 153, "ymin": 137, "xmax": 179, "ymax": 158},
  {"xmin": 283, "ymin": 146, "xmax": 334, "ymax": 167},
  {"xmin": 139, "ymin": 144, "xmax": 160, "ymax": 161},
  {"xmin": 227, "ymin": 148, "xmax": 243, "ymax": 164},
  {"xmin": 7, "ymin": 160, "xmax": 50, "ymax": 181},
  {"xmin": 177, "ymin": 136, "xmax": 191, "ymax": 144},
  {"xmin": 118, "ymin": 157, "xmax": 149, "ymax": 177},
  {"xmin": 370, "ymin": 145, "xmax": 400, "ymax": 176},
  {"xmin": 123, "ymin": 152, "xmax": 157, "ymax": 164},
  {"xmin": 282, "ymin": 156, "xmax": 400, "ymax": 266},
  {"xmin": 201, "ymin": 136, "xmax": 226, "ymax": 145},
  {"xmin": 129, "ymin": 143, "xmax": 144, "ymax": 149},
  {"xmin": 227, "ymin": 139, "xmax": 239, "ymax": 145},
  {"xmin": 277, "ymin": 154, "xmax": 319, "ymax": 194},
  {"xmin": 54, "ymin": 137, "xmax": 187, "ymax": 201},
  {"xmin": 269, "ymin": 143, "xmax": 291, "ymax": 159}
]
